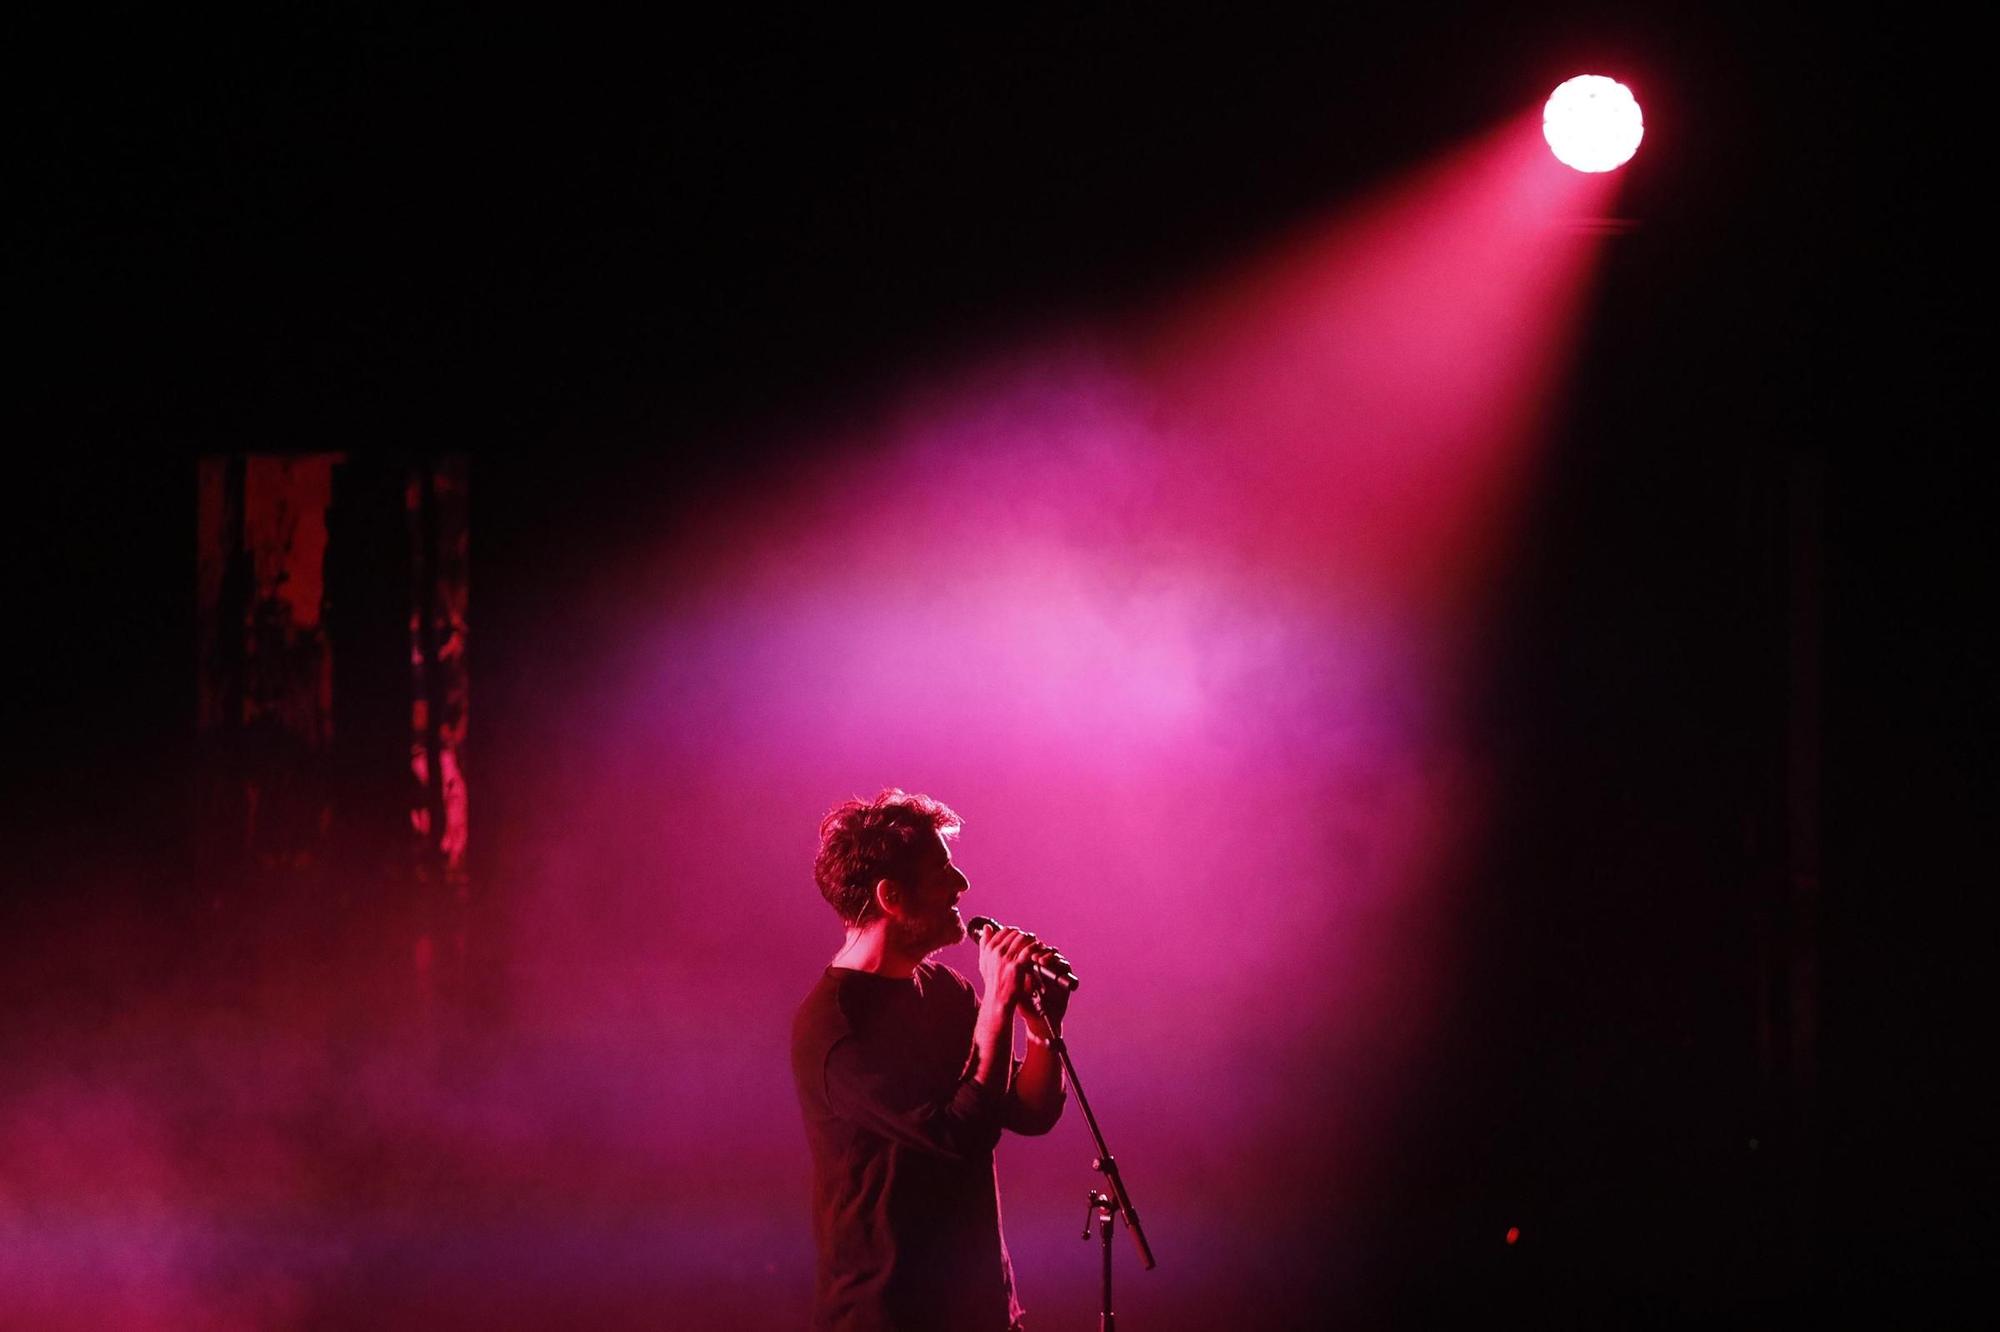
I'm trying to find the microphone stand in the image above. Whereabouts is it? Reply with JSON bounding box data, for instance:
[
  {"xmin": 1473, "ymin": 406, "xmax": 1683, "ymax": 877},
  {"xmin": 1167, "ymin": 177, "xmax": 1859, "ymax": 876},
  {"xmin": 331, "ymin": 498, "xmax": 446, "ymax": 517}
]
[{"xmin": 1030, "ymin": 990, "xmax": 1155, "ymax": 1331}]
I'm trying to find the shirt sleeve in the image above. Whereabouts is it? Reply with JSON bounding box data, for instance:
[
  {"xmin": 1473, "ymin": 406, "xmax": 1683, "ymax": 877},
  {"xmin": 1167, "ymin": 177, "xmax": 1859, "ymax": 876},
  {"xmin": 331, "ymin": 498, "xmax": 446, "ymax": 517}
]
[{"xmin": 821, "ymin": 1033, "xmax": 1008, "ymax": 1160}]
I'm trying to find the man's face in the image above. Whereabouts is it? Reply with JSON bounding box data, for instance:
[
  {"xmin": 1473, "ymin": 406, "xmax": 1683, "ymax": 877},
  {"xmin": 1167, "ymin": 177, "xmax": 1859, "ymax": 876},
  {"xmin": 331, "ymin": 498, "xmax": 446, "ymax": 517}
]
[{"xmin": 885, "ymin": 831, "xmax": 969, "ymax": 958}]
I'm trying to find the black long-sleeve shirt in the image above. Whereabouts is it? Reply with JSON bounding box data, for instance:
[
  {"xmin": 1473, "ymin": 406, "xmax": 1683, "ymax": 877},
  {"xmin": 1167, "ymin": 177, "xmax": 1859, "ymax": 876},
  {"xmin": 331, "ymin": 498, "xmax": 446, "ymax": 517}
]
[{"xmin": 791, "ymin": 962, "xmax": 1023, "ymax": 1332}]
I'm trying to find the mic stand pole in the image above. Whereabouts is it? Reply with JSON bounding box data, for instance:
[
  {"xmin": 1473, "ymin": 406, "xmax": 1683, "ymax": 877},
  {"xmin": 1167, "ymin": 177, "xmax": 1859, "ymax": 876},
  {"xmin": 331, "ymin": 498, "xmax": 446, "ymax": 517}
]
[{"xmin": 1031, "ymin": 993, "xmax": 1155, "ymax": 1332}]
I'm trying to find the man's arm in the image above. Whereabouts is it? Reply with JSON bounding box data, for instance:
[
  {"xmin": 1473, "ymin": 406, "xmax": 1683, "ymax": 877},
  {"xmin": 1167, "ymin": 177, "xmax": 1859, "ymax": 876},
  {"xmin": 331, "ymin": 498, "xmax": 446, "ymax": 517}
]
[
  {"xmin": 965, "ymin": 988, "xmax": 1015, "ymax": 1097},
  {"xmin": 1005, "ymin": 980, "xmax": 1068, "ymax": 1135},
  {"xmin": 1005, "ymin": 1030, "xmax": 1066, "ymax": 1135}
]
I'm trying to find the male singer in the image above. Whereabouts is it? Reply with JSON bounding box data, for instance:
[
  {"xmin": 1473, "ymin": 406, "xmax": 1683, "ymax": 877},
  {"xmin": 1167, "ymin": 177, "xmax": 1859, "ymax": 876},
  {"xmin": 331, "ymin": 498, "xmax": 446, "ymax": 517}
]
[{"xmin": 792, "ymin": 789, "xmax": 1070, "ymax": 1332}]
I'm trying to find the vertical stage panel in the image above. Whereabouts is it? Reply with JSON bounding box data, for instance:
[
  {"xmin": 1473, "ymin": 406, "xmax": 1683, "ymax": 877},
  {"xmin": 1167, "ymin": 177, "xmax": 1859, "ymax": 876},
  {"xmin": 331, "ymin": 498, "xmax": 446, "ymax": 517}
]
[
  {"xmin": 195, "ymin": 453, "xmax": 471, "ymax": 1002},
  {"xmin": 194, "ymin": 454, "xmax": 341, "ymax": 882},
  {"xmin": 406, "ymin": 457, "xmax": 471, "ymax": 997}
]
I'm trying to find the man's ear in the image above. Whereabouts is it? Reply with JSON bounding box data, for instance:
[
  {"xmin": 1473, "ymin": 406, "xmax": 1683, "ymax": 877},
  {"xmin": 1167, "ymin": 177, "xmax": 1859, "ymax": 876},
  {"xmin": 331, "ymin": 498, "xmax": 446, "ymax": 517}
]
[{"xmin": 872, "ymin": 878, "xmax": 902, "ymax": 919}]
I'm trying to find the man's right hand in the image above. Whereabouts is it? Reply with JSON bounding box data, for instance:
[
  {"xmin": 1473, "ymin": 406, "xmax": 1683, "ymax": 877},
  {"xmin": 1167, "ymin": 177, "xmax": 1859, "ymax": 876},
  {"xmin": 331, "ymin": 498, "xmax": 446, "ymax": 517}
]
[{"xmin": 975, "ymin": 924, "xmax": 1045, "ymax": 1014}]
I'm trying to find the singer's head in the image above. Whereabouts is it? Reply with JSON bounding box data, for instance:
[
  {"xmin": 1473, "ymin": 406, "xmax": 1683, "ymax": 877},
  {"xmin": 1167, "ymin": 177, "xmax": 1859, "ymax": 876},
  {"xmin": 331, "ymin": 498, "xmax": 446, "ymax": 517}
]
[{"xmin": 815, "ymin": 789, "xmax": 970, "ymax": 959}]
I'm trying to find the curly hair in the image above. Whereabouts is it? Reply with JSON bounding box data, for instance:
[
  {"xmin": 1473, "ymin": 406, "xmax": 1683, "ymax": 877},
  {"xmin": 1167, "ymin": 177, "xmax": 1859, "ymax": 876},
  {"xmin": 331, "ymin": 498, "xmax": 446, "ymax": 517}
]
[{"xmin": 813, "ymin": 788, "xmax": 963, "ymax": 925}]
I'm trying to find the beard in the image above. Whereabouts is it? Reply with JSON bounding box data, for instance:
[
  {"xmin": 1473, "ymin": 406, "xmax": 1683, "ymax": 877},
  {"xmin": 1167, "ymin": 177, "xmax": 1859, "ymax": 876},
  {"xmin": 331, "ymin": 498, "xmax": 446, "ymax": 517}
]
[{"xmin": 889, "ymin": 903, "xmax": 966, "ymax": 958}]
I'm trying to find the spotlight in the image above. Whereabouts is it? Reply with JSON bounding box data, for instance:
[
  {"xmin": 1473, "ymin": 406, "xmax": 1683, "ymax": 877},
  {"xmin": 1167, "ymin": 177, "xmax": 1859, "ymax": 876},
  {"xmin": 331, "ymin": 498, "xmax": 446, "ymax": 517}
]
[{"xmin": 1542, "ymin": 75, "xmax": 1644, "ymax": 172}]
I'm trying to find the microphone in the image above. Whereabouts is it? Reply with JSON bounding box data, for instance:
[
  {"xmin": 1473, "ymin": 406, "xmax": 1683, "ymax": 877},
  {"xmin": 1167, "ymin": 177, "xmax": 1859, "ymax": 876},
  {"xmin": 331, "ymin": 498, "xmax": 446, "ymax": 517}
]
[{"xmin": 965, "ymin": 916, "xmax": 1081, "ymax": 991}]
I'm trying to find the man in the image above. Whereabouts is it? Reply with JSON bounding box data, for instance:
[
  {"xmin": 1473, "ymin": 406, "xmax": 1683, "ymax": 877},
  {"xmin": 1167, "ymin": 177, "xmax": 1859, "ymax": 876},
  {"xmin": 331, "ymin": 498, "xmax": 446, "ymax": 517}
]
[{"xmin": 792, "ymin": 789, "xmax": 1070, "ymax": 1332}]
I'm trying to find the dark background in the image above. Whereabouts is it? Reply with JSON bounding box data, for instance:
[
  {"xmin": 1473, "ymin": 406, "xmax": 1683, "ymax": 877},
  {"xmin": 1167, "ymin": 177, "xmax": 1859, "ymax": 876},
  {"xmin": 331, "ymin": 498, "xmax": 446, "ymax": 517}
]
[{"xmin": 6, "ymin": 4, "xmax": 1986, "ymax": 1326}]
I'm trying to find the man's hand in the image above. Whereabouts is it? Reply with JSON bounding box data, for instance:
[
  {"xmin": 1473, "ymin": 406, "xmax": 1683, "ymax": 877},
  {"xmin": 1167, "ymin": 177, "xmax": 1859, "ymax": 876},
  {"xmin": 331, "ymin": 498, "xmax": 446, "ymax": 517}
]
[
  {"xmin": 1009, "ymin": 941, "xmax": 1072, "ymax": 1135},
  {"xmin": 966, "ymin": 926, "xmax": 1040, "ymax": 1094},
  {"xmin": 978, "ymin": 927, "xmax": 1072, "ymax": 1040},
  {"xmin": 1021, "ymin": 963, "xmax": 1071, "ymax": 1040},
  {"xmin": 975, "ymin": 925, "xmax": 1045, "ymax": 1014}
]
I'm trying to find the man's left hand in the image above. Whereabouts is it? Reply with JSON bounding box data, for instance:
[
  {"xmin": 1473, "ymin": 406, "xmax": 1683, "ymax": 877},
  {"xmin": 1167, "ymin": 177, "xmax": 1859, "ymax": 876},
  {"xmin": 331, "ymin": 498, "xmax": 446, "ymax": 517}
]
[{"xmin": 1021, "ymin": 948, "xmax": 1072, "ymax": 1040}]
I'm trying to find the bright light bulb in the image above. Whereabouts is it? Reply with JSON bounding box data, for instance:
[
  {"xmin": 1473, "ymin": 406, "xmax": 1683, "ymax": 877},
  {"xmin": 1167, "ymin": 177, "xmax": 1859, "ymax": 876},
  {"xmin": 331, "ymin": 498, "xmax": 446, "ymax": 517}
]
[{"xmin": 1542, "ymin": 75, "xmax": 1644, "ymax": 173}]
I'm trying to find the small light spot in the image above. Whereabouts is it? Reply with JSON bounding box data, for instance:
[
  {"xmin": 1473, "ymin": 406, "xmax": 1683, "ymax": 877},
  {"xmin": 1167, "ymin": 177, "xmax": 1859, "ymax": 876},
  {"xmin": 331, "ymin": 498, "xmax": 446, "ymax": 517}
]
[
  {"xmin": 1505, "ymin": 1226, "xmax": 1520, "ymax": 1245},
  {"xmin": 1543, "ymin": 75, "xmax": 1644, "ymax": 173}
]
